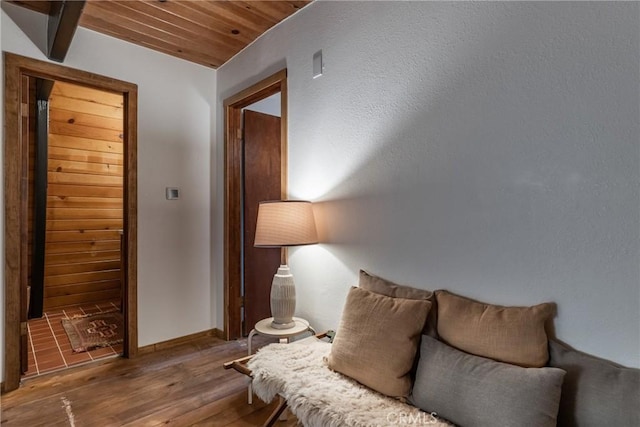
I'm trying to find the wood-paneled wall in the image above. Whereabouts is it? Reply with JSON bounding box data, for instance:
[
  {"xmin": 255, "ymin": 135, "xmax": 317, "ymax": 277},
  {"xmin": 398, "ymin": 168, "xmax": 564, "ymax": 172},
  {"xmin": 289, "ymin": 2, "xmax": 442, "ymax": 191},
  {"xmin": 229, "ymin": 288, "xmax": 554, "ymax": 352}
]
[{"xmin": 43, "ymin": 82, "xmax": 124, "ymax": 310}]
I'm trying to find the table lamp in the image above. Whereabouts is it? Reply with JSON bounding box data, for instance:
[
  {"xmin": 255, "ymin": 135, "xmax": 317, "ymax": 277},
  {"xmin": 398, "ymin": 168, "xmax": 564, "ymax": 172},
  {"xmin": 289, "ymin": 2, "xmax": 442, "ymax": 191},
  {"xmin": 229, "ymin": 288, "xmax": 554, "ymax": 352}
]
[{"xmin": 254, "ymin": 200, "xmax": 318, "ymax": 329}]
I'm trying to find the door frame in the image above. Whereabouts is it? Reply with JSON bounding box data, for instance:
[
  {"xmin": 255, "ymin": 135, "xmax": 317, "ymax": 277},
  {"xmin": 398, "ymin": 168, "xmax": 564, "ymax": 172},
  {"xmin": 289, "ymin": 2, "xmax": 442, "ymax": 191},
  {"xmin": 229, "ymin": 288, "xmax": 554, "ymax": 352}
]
[
  {"xmin": 223, "ymin": 69, "xmax": 287, "ymax": 340},
  {"xmin": 2, "ymin": 53, "xmax": 138, "ymax": 393}
]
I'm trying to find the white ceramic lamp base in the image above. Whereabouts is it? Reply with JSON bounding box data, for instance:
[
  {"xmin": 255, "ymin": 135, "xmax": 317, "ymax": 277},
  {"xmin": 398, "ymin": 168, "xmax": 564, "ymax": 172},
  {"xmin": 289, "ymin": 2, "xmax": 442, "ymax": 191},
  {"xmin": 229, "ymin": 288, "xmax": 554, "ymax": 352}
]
[{"xmin": 270, "ymin": 265, "xmax": 296, "ymax": 329}]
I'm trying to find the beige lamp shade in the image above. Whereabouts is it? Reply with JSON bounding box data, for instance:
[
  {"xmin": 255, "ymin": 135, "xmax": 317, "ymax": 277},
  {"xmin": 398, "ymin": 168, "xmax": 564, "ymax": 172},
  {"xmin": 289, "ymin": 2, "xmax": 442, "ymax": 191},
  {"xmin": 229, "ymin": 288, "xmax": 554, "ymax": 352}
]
[{"xmin": 254, "ymin": 200, "xmax": 318, "ymax": 247}]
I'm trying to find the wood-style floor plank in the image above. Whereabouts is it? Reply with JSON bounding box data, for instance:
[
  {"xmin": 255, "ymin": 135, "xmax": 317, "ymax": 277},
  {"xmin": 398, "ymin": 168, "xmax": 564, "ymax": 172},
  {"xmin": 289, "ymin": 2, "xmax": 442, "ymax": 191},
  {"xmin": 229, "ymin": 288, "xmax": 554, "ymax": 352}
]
[{"xmin": 0, "ymin": 335, "xmax": 296, "ymax": 426}]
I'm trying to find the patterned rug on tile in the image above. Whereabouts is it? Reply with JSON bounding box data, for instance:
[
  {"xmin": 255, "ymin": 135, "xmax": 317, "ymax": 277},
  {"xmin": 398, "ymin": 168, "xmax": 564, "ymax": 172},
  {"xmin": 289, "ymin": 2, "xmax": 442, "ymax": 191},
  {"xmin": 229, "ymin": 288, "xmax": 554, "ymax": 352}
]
[{"xmin": 62, "ymin": 310, "xmax": 124, "ymax": 353}]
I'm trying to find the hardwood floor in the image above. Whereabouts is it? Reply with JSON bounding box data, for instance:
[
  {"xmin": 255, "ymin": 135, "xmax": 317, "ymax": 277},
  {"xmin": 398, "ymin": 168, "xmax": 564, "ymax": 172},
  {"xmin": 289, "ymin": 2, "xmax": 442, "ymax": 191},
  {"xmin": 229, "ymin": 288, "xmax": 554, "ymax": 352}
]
[{"xmin": 1, "ymin": 335, "xmax": 299, "ymax": 426}]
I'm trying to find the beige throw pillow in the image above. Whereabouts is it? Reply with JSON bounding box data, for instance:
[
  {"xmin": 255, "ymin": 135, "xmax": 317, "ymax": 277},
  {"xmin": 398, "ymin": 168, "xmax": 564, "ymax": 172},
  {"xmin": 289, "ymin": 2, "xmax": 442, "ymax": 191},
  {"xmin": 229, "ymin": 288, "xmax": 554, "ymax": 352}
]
[
  {"xmin": 436, "ymin": 290, "xmax": 554, "ymax": 367},
  {"xmin": 327, "ymin": 286, "xmax": 431, "ymax": 397},
  {"xmin": 358, "ymin": 269, "xmax": 438, "ymax": 338}
]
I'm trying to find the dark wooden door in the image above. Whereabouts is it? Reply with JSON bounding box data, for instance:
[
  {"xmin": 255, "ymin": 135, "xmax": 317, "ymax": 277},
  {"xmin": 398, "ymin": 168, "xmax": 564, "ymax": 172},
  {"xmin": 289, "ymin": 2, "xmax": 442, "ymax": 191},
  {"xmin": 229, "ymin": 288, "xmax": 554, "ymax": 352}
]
[{"xmin": 242, "ymin": 110, "xmax": 281, "ymax": 335}]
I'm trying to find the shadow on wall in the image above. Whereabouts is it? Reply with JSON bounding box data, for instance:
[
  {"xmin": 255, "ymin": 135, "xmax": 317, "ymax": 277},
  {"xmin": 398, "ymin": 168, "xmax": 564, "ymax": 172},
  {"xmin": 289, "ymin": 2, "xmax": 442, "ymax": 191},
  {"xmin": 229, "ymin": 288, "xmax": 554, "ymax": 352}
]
[
  {"xmin": 2, "ymin": 2, "xmax": 47, "ymax": 54},
  {"xmin": 292, "ymin": 2, "xmax": 638, "ymax": 363}
]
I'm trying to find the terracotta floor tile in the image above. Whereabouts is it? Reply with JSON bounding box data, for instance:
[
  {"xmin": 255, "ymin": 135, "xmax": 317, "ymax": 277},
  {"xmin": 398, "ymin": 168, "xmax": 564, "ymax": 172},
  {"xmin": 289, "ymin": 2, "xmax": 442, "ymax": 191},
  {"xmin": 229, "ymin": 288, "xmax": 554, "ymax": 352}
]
[
  {"xmin": 64, "ymin": 353, "xmax": 92, "ymax": 364},
  {"xmin": 25, "ymin": 300, "xmax": 122, "ymax": 378},
  {"xmin": 35, "ymin": 351, "xmax": 63, "ymax": 361},
  {"xmin": 35, "ymin": 357, "xmax": 61, "ymax": 366},
  {"xmin": 27, "ymin": 323, "xmax": 50, "ymax": 331},
  {"xmin": 37, "ymin": 362, "xmax": 65, "ymax": 372},
  {"xmin": 52, "ymin": 332, "xmax": 68, "ymax": 340},
  {"xmin": 32, "ymin": 340, "xmax": 58, "ymax": 351},
  {"xmin": 31, "ymin": 340, "xmax": 55, "ymax": 349},
  {"xmin": 33, "ymin": 345, "xmax": 60, "ymax": 355},
  {"xmin": 31, "ymin": 328, "xmax": 52, "ymax": 339},
  {"xmin": 32, "ymin": 336, "xmax": 58, "ymax": 346},
  {"xmin": 31, "ymin": 334, "xmax": 55, "ymax": 342},
  {"xmin": 33, "ymin": 335, "xmax": 57, "ymax": 351}
]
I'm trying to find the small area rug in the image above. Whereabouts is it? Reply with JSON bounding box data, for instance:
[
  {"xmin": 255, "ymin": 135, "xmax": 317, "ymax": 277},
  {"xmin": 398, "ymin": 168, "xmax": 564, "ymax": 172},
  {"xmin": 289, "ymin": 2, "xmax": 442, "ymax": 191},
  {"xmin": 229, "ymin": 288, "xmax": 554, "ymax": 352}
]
[
  {"xmin": 62, "ymin": 310, "xmax": 124, "ymax": 353},
  {"xmin": 248, "ymin": 338, "xmax": 452, "ymax": 427}
]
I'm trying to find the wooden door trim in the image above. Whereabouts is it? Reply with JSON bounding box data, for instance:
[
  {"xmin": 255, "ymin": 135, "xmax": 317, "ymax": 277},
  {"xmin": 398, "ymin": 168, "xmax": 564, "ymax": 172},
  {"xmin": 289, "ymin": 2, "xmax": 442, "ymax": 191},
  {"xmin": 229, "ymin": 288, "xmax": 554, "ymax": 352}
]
[
  {"xmin": 2, "ymin": 52, "xmax": 138, "ymax": 393},
  {"xmin": 223, "ymin": 69, "xmax": 288, "ymax": 340}
]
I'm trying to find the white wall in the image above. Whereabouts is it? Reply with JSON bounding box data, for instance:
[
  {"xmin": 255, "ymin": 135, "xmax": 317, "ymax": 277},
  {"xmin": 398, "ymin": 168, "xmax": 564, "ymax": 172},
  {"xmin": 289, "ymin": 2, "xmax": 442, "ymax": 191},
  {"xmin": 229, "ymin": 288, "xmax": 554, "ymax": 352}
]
[
  {"xmin": 1, "ymin": 3, "xmax": 216, "ymax": 382},
  {"xmin": 216, "ymin": 2, "xmax": 640, "ymax": 367},
  {"xmin": 245, "ymin": 93, "xmax": 281, "ymax": 117}
]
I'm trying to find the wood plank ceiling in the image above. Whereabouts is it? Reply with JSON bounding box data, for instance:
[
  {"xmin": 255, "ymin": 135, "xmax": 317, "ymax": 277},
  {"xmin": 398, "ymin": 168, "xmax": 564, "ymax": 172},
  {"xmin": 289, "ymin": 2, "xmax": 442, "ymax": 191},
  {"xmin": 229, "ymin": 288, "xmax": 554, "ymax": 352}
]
[{"xmin": 8, "ymin": 0, "xmax": 312, "ymax": 68}]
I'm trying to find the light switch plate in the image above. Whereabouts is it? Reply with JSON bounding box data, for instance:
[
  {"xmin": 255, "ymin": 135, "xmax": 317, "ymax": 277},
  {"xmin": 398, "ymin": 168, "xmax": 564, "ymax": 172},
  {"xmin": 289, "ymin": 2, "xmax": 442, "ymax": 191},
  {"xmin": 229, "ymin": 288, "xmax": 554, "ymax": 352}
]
[
  {"xmin": 166, "ymin": 187, "xmax": 179, "ymax": 200},
  {"xmin": 313, "ymin": 50, "xmax": 323, "ymax": 79}
]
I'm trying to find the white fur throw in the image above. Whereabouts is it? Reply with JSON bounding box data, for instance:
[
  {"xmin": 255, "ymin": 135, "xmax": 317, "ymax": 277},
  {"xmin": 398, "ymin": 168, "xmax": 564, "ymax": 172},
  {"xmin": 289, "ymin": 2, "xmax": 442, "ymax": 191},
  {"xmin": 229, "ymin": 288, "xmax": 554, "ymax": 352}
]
[{"xmin": 247, "ymin": 338, "xmax": 452, "ymax": 427}]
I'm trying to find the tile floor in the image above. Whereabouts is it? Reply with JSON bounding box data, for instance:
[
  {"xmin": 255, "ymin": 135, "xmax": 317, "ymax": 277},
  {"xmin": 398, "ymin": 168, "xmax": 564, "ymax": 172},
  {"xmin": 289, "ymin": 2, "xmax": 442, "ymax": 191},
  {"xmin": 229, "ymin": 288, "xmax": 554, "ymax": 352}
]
[{"xmin": 25, "ymin": 301, "xmax": 123, "ymax": 378}]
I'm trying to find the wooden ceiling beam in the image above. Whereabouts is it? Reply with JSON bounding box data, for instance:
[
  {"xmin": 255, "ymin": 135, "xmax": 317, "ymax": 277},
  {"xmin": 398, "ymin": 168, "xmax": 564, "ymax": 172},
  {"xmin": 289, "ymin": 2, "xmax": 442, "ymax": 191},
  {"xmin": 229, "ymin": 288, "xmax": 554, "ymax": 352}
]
[{"xmin": 47, "ymin": 0, "xmax": 86, "ymax": 62}]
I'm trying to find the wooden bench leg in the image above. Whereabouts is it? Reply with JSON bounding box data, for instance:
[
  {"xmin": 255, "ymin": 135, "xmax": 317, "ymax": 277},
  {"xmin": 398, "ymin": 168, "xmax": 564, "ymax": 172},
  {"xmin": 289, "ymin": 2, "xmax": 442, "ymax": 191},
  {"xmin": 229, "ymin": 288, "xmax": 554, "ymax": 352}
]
[{"xmin": 262, "ymin": 396, "xmax": 288, "ymax": 427}]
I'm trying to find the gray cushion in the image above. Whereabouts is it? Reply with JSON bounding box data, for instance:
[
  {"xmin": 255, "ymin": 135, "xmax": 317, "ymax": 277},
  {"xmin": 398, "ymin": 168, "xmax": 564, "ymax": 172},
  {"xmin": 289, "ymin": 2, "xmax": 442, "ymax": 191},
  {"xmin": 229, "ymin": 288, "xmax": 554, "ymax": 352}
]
[
  {"xmin": 411, "ymin": 336, "xmax": 565, "ymax": 427},
  {"xmin": 548, "ymin": 339, "xmax": 640, "ymax": 427}
]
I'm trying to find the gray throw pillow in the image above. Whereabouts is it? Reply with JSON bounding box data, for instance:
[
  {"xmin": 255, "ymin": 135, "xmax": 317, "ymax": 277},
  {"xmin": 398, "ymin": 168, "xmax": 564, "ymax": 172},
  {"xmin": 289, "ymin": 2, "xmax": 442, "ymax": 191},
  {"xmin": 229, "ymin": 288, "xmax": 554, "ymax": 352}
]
[
  {"xmin": 411, "ymin": 336, "xmax": 565, "ymax": 427},
  {"xmin": 548, "ymin": 339, "xmax": 640, "ymax": 426}
]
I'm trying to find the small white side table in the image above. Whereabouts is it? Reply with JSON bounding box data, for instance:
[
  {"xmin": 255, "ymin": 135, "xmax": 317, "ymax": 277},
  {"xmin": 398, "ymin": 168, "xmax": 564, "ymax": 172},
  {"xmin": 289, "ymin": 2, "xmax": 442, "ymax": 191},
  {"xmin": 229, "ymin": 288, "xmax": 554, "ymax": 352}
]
[{"xmin": 247, "ymin": 317, "xmax": 315, "ymax": 404}]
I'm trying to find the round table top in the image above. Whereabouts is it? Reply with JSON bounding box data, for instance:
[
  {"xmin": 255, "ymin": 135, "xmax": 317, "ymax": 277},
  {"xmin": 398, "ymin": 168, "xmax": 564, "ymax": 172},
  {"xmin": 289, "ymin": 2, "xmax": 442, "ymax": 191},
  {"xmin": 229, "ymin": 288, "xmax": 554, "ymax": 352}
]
[{"xmin": 253, "ymin": 317, "xmax": 310, "ymax": 338}]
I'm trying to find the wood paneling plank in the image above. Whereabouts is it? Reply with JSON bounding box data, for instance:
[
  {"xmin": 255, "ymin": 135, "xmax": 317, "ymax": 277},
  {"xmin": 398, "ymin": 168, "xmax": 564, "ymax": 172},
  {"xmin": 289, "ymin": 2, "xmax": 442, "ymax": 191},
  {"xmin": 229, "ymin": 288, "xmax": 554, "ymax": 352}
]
[
  {"xmin": 49, "ymin": 145, "xmax": 124, "ymax": 165},
  {"xmin": 44, "ymin": 280, "xmax": 121, "ymax": 297},
  {"xmin": 48, "ymin": 184, "xmax": 123, "ymax": 198},
  {"xmin": 48, "ymin": 159, "xmax": 123, "ymax": 177},
  {"xmin": 48, "ymin": 171, "xmax": 122, "ymax": 187},
  {"xmin": 44, "ymin": 270, "xmax": 121, "ymax": 286},
  {"xmin": 46, "ymin": 230, "xmax": 123, "ymax": 243},
  {"xmin": 49, "ymin": 134, "xmax": 123, "ymax": 154},
  {"xmin": 46, "ymin": 218, "xmax": 123, "ymax": 231},
  {"xmin": 50, "ymin": 120, "xmax": 123, "ymax": 143},
  {"xmin": 45, "ymin": 261, "xmax": 121, "ymax": 277},
  {"xmin": 47, "ymin": 196, "xmax": 123, "ymax": 209},
  {"xmin": 107, "ymin": 1, "xmax": 249, "ymax": 50},
  {"xmin": 48, "ymin": 93, "xmax": 123, "ymax": 119},
  {"xmin": 46, "ymin": 208, "xmax": 123, "ymax": 220},
  {"xmin": 79, "ymin": 10, "xmax": 228, "ymax": 68},
  {"xmin": 51, "ymin": 81, "xmax": 123, "ymax": 108},
  {"xmin": 50, "ymin": 108, "xmax": 123, "ymax": 132},
  {"xmin": 45, "ymin": 240, "xmax": 121, "ymax": 254},
  {"xmin": 45, "ymin": 250, "xmax": 121, "ymax": 266},
  {"xmin": 43, "ymin": 288, "xmax": 121, "ymax": 309}
]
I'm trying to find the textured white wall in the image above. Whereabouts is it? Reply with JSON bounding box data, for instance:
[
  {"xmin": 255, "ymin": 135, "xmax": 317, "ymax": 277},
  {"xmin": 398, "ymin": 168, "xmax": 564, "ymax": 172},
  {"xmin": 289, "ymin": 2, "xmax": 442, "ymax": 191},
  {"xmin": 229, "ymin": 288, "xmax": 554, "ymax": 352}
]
[
  {"xmin": 1, "ymin": 3, "xmax": 216, "ymax": 381},
  {"xmin": 245, "ymin": 93, "xmax": 281, "ymax": 117},
  {"xmin": 217, "ymin": 2, "xmax": 640, "ymax": 367}
]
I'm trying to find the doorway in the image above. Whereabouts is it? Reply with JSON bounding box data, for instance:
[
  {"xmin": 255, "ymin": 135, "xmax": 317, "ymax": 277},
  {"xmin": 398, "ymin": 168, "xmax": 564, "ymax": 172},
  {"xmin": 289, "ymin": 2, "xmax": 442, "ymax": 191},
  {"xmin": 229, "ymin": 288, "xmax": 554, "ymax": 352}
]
[
  {"xmin": 223, "ymin": 69, "xmax": 288, "ymax": 340},
  {"xmin": 3, "ymin": 53, "xmax": 138, "ymax": 393},
  {"xmin": 242, "ymin": 103, "xmax": 282, "ymax": 336},
  {"xmin": 25, "ymin": 79, "xmax": 125, "ymax": 378}
]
